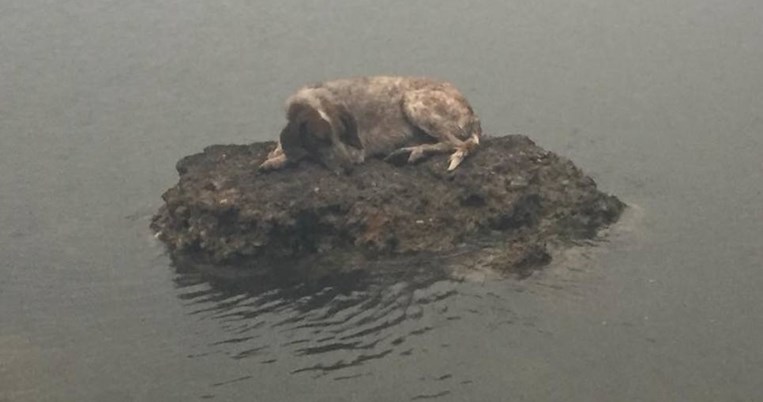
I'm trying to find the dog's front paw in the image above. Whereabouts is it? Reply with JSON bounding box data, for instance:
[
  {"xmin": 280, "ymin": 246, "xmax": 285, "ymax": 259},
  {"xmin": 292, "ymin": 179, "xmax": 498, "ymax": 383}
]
[{"xmin": 258, "ymin": 155, "xmax": 288, "ymax": 172}]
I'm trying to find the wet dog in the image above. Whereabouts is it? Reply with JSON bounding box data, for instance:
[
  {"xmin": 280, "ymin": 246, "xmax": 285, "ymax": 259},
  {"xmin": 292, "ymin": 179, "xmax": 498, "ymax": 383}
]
[{"xmin": 259, "ymin": 76, "xmax": 482, "ymax": 173}]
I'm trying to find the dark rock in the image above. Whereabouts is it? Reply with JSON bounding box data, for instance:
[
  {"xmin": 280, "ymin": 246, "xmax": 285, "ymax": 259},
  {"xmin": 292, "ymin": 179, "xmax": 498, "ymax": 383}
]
[{"xmin": 151, "ymin": 135, "xmax": 625, "ymax": 277}]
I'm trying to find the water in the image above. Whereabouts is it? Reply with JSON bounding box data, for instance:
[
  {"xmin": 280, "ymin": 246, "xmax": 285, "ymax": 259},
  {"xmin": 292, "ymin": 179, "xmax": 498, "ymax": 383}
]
[{"xmin": 2, "ymin": 0, "xmax": 761, "ymax": 400}]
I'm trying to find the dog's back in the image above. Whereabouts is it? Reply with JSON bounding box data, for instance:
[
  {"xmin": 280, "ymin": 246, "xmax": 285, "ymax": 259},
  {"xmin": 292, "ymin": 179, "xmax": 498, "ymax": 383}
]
[
  {"xmin": 262, "ymin": 76, "xmax": 482, "ymax": 173},
  {"xmin": 289, "ymin": 76, "xmax": 480, "ymax": 156}
]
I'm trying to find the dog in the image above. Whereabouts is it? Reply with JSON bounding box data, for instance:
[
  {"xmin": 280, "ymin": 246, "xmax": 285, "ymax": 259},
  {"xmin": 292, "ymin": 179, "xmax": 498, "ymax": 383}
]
[{"xmin": 259, "ymin": 76, "xmax": 482, "ymax": 173}]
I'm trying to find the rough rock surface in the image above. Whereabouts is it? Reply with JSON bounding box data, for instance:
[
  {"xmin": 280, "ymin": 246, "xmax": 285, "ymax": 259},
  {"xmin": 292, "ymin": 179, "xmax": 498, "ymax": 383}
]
[{"xmin": 152, "ymin": 135, "xmax": 625, "ymax": 277}]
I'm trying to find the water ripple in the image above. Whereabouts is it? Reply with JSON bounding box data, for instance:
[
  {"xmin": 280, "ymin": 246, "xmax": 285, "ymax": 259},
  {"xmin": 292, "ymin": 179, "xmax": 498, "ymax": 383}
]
[{"xmin": 171, "ymin": 254, "xmax": 465, "ymax": 378}]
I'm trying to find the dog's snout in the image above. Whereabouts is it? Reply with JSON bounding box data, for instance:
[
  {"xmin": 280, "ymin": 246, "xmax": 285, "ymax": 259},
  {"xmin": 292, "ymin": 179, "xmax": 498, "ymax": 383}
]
[{"xmin": 315, "ymin": 143, "xmax": 355, "ymax": 175}]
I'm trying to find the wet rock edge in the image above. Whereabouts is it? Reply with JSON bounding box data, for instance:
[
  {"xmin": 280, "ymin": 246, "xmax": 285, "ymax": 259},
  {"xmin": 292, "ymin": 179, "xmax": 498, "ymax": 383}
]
[{"xmin": 151, "ymin": 135, "xmax": 625, "ymax": 278}]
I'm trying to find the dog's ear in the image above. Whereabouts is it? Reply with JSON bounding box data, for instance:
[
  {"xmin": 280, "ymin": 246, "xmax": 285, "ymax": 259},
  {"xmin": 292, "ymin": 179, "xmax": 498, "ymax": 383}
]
[
  {"xmin": 282, "ymin": 102, "xmax": 335, "ymax": 163},
  {"xmin": 279, "ymin": 119, "xmax": 309, "ymax": 161},
  {"xmin": 337, "ymin": 106, "xmax": 363, "ymax": 151}
]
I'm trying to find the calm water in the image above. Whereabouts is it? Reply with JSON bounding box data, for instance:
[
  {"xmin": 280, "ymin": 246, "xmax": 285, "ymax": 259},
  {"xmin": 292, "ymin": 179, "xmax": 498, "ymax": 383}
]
[{"xmin": 2, "ymin": 1, "xmax": 762, "ymax": 400}]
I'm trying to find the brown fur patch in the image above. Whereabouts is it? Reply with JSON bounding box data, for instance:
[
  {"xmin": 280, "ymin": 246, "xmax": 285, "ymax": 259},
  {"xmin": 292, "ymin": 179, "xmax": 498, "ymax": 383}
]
[{"xmin": 261, "ymin": 76, "xmax": 482, "ymax": 172}]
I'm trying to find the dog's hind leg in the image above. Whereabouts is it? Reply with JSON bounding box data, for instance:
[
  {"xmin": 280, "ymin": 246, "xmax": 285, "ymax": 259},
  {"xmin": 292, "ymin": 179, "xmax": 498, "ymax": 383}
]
[
  {"xmin": 446, "ymin": 133, "xmax": 480, "ymax": 170},
  {"xmin": 401, "ymin": 88, "xmax": 480, "ymax": 170}
]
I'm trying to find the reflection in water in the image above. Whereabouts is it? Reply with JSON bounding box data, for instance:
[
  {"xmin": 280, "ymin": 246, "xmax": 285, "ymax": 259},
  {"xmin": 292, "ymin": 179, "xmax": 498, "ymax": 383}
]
[
  {"xmin": 171, "ymin": 254, "xmax": 474, "ymax": 378},
  {"xmin": 166, "ymin": 235, "xmax": 613, "ymax": 397},
  {"xmin": 162, "ymin": 207, "xmax": 635, "ymax": 400},
  {"xmin": 159, "ymin": 213, "xmax": 625, "ymax": 399}
]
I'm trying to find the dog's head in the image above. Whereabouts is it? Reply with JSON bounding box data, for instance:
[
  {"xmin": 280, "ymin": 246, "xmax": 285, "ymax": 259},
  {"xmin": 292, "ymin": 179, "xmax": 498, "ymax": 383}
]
[{"xmin": 280, "ymin": 99, "xmax": 362, "ymax": 174}]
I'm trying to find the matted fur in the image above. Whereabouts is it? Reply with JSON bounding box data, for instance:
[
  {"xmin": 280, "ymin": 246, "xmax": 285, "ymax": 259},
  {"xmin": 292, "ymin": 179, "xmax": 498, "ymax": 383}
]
[{"xmin": 259, "ymin": 76, "xmax": 482, "ymax": 173}]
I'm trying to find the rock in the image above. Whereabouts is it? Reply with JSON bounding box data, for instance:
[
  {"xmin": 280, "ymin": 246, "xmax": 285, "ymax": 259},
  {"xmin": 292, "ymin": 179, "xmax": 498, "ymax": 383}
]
[{"xmin": 151, "ymin": 135, "xmax": 625, "ymax": 277}]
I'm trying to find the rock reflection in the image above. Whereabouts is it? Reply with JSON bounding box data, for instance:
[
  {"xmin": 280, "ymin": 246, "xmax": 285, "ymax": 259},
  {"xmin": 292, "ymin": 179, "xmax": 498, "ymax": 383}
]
[{"xmin": 171, "ymin": 253, "xmax": 463, "ymax": 376}]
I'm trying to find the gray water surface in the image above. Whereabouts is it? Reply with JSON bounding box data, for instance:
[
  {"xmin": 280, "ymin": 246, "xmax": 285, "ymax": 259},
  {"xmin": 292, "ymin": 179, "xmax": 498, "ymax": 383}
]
[{"xmin": 2, "ymin": 1, "xmax": 762, "ymax": 401}]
